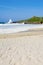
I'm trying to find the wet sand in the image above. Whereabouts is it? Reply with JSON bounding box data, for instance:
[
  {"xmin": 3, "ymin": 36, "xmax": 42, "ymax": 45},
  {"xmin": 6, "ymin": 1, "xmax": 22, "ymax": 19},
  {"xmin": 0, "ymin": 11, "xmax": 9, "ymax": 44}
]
[{"xmin": 0, "ymin": 28, "xmax": 43, "ymax": 39}]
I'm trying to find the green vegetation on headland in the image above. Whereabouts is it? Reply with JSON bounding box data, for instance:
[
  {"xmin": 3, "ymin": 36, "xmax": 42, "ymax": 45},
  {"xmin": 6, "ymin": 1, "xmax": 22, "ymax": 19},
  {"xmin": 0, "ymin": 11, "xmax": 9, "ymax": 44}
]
[{"xmin": 18, "ymin": 16, "xmax": 43, "ymax": 24}]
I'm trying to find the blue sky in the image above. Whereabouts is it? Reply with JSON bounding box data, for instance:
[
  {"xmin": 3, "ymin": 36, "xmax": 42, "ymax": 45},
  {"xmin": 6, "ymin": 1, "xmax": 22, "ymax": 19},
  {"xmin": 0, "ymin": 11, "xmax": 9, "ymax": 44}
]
[{"xmin": 0, "ymin": 0, "xmax": 43, "ymax": 22}]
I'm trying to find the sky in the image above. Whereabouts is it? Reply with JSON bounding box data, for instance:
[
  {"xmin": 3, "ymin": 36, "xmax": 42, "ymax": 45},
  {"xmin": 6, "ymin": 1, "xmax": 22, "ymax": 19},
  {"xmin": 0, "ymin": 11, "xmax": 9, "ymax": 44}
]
[{"xmin": 0, "ymin": 0, "xmax": 43, "ymax": 22}]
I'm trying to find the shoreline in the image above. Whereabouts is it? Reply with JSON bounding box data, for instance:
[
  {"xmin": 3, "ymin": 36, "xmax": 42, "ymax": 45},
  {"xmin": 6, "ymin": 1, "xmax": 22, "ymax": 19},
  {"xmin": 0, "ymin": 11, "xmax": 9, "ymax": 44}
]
[{"xmin": 0, "ymin": 28, "xmax": 43, "ymax": 39}]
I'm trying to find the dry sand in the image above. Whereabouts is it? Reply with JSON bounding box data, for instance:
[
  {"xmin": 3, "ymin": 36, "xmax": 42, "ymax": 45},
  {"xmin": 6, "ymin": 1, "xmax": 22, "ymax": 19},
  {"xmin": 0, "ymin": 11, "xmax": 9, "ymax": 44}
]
[{"xmin": 0, "ymin": 29, "xmax": 43, "ymax": 65}]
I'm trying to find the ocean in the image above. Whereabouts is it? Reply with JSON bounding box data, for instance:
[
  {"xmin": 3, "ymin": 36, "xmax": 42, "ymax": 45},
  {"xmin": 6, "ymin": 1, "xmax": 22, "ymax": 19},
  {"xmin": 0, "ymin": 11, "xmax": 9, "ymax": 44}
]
[
  {"xmin": 0, "ymin": 24, "xmax": 43, "ymax": 34},
  {"xmin": 0, "ymin": 22, "xmax": 5, "ymax": 24}
]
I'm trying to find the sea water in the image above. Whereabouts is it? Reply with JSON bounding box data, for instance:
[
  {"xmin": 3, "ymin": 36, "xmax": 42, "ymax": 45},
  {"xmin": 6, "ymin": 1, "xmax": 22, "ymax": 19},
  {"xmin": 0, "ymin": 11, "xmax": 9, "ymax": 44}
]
[{"xmin": 0, "ymin": 24, "xmax": 43, "ymax": 34}]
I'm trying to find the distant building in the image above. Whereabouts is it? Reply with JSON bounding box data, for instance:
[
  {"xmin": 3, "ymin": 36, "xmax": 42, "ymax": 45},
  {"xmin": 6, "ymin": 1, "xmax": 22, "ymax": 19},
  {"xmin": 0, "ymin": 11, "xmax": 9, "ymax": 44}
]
[{"xmin": 22, "ymin": 22, "xmax": 24, "ymax": 24}]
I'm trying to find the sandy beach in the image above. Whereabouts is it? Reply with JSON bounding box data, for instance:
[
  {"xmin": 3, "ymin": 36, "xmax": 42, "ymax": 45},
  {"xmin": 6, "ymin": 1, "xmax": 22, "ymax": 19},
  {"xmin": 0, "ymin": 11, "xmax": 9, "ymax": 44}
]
[{"xmin": 0, "ymin": 29, "xmax": 43, "ymax": 65}]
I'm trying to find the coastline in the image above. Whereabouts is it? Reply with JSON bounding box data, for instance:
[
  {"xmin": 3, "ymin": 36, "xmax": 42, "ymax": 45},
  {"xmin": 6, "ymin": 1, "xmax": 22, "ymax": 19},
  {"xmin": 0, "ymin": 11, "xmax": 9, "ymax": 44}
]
[{"xmin": 0, "ymin": 28, "xmax": 43, "ymax": 39}]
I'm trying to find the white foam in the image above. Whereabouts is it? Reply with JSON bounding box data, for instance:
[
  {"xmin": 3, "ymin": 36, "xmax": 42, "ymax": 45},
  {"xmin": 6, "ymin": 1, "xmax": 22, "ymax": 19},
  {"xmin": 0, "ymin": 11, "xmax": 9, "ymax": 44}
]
[{"xmin": 0, "ymin": 24, "xmax": 43, "ymax": 34}]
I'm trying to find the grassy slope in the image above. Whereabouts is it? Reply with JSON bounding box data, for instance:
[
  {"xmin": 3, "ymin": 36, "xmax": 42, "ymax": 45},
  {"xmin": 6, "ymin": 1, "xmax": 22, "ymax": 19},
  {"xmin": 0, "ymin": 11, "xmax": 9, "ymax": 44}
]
[{"xmin": 18, "ymin": 16, "xmax": 43, "ymax": 24}]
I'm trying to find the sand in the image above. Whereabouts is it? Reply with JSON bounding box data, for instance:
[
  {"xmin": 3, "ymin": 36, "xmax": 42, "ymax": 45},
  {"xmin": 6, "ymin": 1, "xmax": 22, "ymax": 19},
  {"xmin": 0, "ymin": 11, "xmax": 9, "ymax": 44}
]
[
  {"xmin": 0, "ymin": 30, "xmax": 43, "ymax": 65},
  {"xmin": 0, "ymin": 28, "xmax": 43, "ymax": 39}
]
